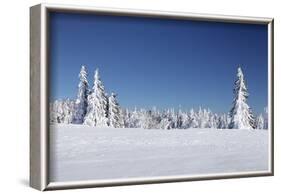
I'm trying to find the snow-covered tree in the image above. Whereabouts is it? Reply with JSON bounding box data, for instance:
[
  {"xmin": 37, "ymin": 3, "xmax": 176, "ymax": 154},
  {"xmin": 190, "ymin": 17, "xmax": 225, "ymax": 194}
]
[
  {"xmin": 123, "ymin": 108, "xmax": 132, "ymax": 128},
  {"xmin": 217, "ymin": 114, "xmax": 229, "ymax": 129},
  {"xmin": 50, "ymin": 101, "xmax": 58, "ymax": 123},
  {"xmin": 122, "ymin": 108, "xmax": 138, "ymax": 128},
  {"xmin": 209, "ymin": 113, "xmax": 219, "ymax": 129},
  {"xmin": 229, "ymin": 66, "xmax": 255, "ymax": 129},
  {"xmin": 84, "ymin": 69, "xmax": 109, "ymax": 127},
  {"xmin": 63, "ymin": 99, "xmax": 75, "ymax": 123},
  {"xmin": 180, "ymin": 111, "xmax": 190, "ymax": 129},
  {"xmin": 198, "ymin": 108, "xmax": 212, "ymax": 128},
  {"xmin": 138, "ymin": 109, "xmax": 155, "ymax": 129},
  {"xmin": 50, "ymin": 99, "xmax": 75, "ymax": 124},
  {"xmin": 73, "ymin": 65, "xmax": 89, "ymax": 124},
  {"xmin": 159, "ymin": 117, "xmax": 173, "ymax": 129},
  {"xmin": 256, "ymin": 114, "xmax": 265, "ymax": 129},
  {"xmin": 108, "ymin": 93, "xmax": 124, "ymax": 128},
  {"xmin": 176, "ymin": 109, "xmax": 184, "ymax": 129},
  {"xmin": 264, "ymin": 106, "xmax": 269, "ymax": 130},
  {"xmin": 189, "ymin": 108, "xmax": 199, "ymax": 128},
  {"xmin": 50, "ymin": 100, "xmax": 61, "ymax": 123},
  {"xmin": 170, "ymin": 109, "xmax": 180, "ymax": 129},
  {"xmin": 156, "ymin": 109, "xmax": 171, "ymax": 129}
]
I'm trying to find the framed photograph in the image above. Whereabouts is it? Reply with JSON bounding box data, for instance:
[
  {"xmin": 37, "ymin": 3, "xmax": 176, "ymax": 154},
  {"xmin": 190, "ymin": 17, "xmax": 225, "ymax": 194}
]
[{"xmin": 30, "ymin": 3, "xmax": 274, "ymax": 191}]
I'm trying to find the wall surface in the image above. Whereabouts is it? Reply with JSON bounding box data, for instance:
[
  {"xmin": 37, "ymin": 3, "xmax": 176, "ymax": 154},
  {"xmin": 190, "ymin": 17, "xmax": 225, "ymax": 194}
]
[{"xmin": 0, "ymin": 0, "xmax": 279, "ymax": 193}]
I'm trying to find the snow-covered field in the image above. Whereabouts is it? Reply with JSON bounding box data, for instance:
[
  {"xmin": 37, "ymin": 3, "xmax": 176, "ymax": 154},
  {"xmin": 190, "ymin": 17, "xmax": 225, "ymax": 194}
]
[{"xmin": 49, "ymin": 124, "xmax": 269, "ymax": 182}]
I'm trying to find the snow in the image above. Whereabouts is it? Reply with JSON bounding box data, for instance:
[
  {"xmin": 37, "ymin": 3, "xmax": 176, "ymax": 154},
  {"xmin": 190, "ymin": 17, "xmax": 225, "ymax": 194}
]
[{"xmin": 49, "ymin": 124, "xmax": 269, "ymax": 182}]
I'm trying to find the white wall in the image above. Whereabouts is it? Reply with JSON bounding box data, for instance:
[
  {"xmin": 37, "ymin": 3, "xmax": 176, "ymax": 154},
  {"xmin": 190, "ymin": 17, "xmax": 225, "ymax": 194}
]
[{"xmin": 0, "ymin": 0, "xmax": 279, "ymax": 193}]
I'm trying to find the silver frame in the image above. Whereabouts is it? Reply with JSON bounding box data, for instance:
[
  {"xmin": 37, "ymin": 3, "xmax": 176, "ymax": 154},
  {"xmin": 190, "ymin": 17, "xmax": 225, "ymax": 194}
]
[{"xmin": 30, "ymin": 3, "xmax": 274, "ymax": 191}]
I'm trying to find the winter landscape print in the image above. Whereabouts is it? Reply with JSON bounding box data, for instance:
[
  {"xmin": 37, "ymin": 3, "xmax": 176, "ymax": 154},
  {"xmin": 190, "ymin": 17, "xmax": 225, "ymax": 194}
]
[{"xmin": 49, "ymin": 12, "xmax": 271, "ymax": 183}]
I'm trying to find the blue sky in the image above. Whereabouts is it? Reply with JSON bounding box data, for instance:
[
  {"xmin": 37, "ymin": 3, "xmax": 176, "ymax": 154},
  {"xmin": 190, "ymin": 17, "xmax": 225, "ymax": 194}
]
[{"xmin": 49, "ymin": 12, "xmax": 268, "ymax": 114}]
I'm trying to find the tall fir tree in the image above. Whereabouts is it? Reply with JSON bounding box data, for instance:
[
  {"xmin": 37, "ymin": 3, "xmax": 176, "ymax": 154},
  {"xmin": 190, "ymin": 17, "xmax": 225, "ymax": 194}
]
[
  {"xmin": 73, "ymin": 65, "xmax": 89, "ymax": 124},
  {"xmin": 229, "ymin": 66, "xmax": 255, "ymax": 129},
  {"xmin": 108, "ymin": 93, "xmax": 124, "ymax": 128},
  {"xmin": 84, "ymin": 69, "xmax": 109, "ymax": 127}
]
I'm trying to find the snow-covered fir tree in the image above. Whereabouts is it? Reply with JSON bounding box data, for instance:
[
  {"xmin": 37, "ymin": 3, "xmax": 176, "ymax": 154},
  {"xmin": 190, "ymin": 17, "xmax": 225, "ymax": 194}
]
[
  {"xmin": 50, "ymin": 99, "xmax": 75, "ymax": 124},
  {"xmin": 159, "ymin": 117, "xmax": 173, "ymax": 129},
  {"xmin": 73, "ymin": 65, "xmax": 89, "ymax": 124},
  {"xmin": 180, "ymin": 111, "xmax": 190, "ymax": 129},
  {"xmin": 108, "ymin": 93, "xmax": 124, "ymax": 128},
  {"xmin": 170, "ymin": 109, "xmax": 180, "ymax": 129},
  {"xmin": 138, "ymin": 109, "xmax": 155, "ymax": 129},
  {"xmin": 229, "ymin": 66, "xmax": 255, "ymax": 129},
  {"xmin": 124, "ymin": 108, "xmax": 141, "ymax": 128},
  {"xmin": 84, "ymin": 69, "xmax": 109, "ymax": 127},
  {"xmin": 63, "ymin": 99, "xmax": 75, "ymax": 123},
  {"xmin": 217, "ymin": 114, "xmax": 229, "ymax": 129},
  {"xmin": 264, "ymin": 106, "xmax": 268, "ymax": 129},
  {"xmin": 209, "ymin": 113, "xmax": 219, "ymax": 129},
  {"xmin": 176, "ymin": 109, "xmax": 184, "ymax": 129},
  {"xmin": 256, "ymin": 114, "xmax": 265, "ymax": 129},
  {"xmin": 50, "ymin": 101, "xmax": 58, "ymax": 123},
  {"xmin": 158, "ymin": 109, "xmax": 173, "ymax": 129},
  {"xmin": 189, "ymin": 108, "xmax": 199, "ymax": 128},
  {"xmin": 123, "ymin": 108, "xmax": 131, "ymax": 128},
  {"xmin": 198, "ymin": 108, "xmax": 212, "ymax": 128}
]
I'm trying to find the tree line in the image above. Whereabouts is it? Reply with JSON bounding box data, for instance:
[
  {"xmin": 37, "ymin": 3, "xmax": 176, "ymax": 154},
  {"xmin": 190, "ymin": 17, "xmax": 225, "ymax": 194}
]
[{"xmin": 50, "ymin": 65, "xmax": 268, "ymax": 129}]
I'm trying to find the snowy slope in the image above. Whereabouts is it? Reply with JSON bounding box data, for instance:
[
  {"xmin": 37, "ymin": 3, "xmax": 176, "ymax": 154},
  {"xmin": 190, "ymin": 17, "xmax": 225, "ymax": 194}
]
[{"xmin": 49, "ymin": 124, "xmax": 269, "ymax": 182}]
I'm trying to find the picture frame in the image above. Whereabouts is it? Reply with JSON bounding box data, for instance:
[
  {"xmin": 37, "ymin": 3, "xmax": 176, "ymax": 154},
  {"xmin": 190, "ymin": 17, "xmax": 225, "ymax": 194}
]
[{"xmin": 30, "ymin": 3, "xmax": 274, "ymax": 191}]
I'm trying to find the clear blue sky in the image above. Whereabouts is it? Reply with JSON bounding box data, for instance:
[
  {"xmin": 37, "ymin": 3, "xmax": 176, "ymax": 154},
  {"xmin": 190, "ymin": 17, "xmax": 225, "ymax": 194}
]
[{"xmin": 49, "ymin": 12, "xmax": 268, "ymax": 114}]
